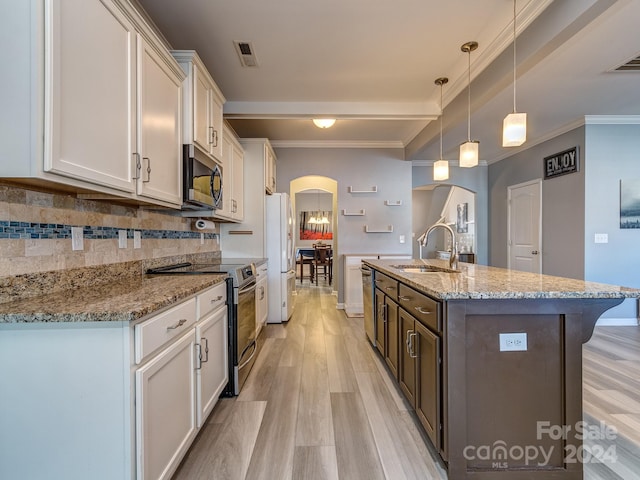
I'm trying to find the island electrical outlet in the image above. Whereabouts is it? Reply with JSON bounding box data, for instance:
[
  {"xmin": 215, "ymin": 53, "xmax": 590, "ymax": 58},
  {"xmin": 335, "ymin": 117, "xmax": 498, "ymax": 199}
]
[{"xmin": 499, "ymin": 332, "xmax": 527, "ymax": 352}]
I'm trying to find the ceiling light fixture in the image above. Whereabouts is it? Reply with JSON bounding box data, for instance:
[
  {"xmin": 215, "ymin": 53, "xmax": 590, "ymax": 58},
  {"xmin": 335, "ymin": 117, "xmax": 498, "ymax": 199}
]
[
  {"xmin": 502, "ymin": 0, "xmax": 527, "ymax": 147},
  {"xmin": 459, "ymin": 41, "xmax": 479, "ymax": 168},
  {"xmin": 433, "ymin": 77, "xmax": 449, "ymax": 182},
  {"xmin": 312, "ymin": 118, "xmax": 336, "ymax": 129}
]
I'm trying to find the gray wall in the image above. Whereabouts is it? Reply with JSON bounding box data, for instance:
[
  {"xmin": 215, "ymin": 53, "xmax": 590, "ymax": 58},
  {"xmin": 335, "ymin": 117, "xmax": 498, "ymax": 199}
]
[
  {"xmin": 584, "ymin": 123, "xmax": 640, "ymax": 319},
  {"xmin": 488, "ymin": 127, "xmax": 586, "ymax": 279},
  {"xmin": 275, "ymin": 147, "xmax": 413, "ymax": 303},
  {"xmin": 412, "ymin": 164, "xmax": 489, "ymax": 265}
]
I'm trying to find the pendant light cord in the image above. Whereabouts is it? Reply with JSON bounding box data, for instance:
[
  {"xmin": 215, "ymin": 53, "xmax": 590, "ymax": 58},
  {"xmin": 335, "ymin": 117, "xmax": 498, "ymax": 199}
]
[
  {"xmin": 512, "ymin": 0, "xmax": 517, "ymax": 114},
  {"xmin": 467, "ymin": 48, "xmax": 471, "ymax": 142},
  {"xmin": 439, "ymin": 83, "xmax": 444, "ymax": 159}
]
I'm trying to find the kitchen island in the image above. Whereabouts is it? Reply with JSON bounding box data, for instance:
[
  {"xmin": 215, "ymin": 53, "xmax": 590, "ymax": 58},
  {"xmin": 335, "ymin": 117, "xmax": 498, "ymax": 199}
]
[{"xmin": 363, "ymin": 258, "xmax": 639, "ymax": 480}]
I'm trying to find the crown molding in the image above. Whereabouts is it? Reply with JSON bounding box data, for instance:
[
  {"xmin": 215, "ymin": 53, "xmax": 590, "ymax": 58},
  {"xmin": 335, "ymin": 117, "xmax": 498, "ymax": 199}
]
[
  {"xmin": 412, "ymin": 160, "xmax": 489, "ymax": 167},
  {"xmin": 584, "ymin": 115, "xmax": 640, "ymax": 125},
  {"xmin": 269, "ymin": 140, "xmax": 405, "ymax": 149}
]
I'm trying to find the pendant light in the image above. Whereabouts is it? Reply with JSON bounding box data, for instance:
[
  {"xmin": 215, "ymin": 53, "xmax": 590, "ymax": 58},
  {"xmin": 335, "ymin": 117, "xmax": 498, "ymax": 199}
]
[
  {"xmin": 503, "ymin": 0, "xmax": 527, "ymax": 147},
  {"xmin": 433, "ymin": 77, "xmax": 449, "ymax": 181},
  {"xmin": 459, "ymin": 41, "xmax": 479, "ymax": 168}
]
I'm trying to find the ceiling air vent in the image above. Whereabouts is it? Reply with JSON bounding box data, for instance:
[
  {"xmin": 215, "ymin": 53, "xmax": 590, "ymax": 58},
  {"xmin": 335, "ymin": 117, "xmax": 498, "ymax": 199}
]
[
  {"xmin": 234, "ymin": 41, "xmax": 259, "ymax": 67},
  {"xmin": 613, "ymin": 53, "xmax": 640, "ymax": 71}
]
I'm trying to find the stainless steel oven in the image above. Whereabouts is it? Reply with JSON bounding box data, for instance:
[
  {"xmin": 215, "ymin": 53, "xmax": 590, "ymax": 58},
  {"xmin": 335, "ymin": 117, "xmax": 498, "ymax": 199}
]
[{"xmin": 146, "ymin": 262, "xmax": 257, "ymax": 396}]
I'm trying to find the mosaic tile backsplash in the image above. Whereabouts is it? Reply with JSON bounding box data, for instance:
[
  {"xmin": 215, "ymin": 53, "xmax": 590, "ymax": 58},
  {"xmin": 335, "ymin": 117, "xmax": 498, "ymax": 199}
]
[{"xmin": 0, "ymin": 184, "xmax": 220, "ymax": 277}]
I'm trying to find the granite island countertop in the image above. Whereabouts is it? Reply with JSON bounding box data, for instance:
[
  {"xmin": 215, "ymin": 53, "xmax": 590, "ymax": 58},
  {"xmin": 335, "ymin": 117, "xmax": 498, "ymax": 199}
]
[
  {"xmin": 0, "ymin": 273, "xmax": 227, "ymax": 324},
  {"xmin": 363, "ymin": 258, "xmax": 640, "ymax": 301}
]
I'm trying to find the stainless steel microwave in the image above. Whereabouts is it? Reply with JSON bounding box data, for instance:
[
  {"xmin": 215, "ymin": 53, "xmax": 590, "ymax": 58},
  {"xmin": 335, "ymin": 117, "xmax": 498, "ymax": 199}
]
[{"xmin": 182, "ymin": 144, "xmax": 223, "ymax": 210}]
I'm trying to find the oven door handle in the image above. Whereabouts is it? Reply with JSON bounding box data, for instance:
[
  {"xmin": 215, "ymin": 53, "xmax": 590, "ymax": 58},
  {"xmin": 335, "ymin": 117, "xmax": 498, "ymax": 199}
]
[
  {"xmin": 238, "ymin": 282, "xmax": 257, "ymax": 296},
  {"xmin": 238, "ymin": 341, "xmax": 257, "ymax": 370}
]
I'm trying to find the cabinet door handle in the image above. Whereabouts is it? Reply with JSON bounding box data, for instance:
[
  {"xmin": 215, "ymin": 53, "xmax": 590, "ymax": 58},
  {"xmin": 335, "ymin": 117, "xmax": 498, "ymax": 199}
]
[
  {"xmin": 385, "ymin": 286, "xmax": 395, "ymax": 291},
  {"xmin": 143, "ymin": 157, "xmax": 151, "ymax": 183},
  {"xmin": 132, "ymin": 153, "xmax": 141, "ymax": 180},
  {"xmin": 259, "ymin": 286, "xmax": 265, "ymax": 300},
  {"xmin": 210, "ymin": 128, "xmax": 219, "ymax": 147},
  {"xmin": 414, "ymin": 306, "xmax": 432, "ymax": 315},
  {"xmin": 531, "ymin": 250, "xmax": 539, "ymax": 255},
  {"xmin": 201, "ymin": 337, "xmax": 209, "ymax": 363},
  {"xmin": 409, "ymin": 332, "xmax": 418, "ymax": 359},
  {"xmin": 398, "ymin": 295, "xmax": 411, "ymax": 301},
  {"xmin": 209, "ymin": 126, "xmax": 214, "ymax": 145},
  {"xmin": 166, "ymin": 318, "xmax": 187, "ymax": 330},
  {"xmin": 405, "ymin": 330, "xmax": 412, "ymax": 354}
]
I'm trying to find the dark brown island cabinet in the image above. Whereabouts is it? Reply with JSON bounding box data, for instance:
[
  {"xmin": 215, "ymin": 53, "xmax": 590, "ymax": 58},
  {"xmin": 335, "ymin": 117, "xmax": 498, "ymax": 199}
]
[{"xmin": 364, "ymin": 259, "xmax": 640, "ymax": 480}]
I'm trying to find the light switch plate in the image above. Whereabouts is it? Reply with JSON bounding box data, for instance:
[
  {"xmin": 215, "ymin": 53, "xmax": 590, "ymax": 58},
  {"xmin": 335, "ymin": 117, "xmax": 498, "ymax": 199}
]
[
  {"xmin": 118, "ymin": 230, "xmax": 127, "ymax": 249},
  {"xmin": 594, "ymin": 233, "xmax": 608, "ymax": 244},
  {"xmin": 399, "ymin": 235, "xmax": 405, "ymax": 244},
  {"xmin": 499, "ymin": 333, "xmax": 527, "ymax": 352}
]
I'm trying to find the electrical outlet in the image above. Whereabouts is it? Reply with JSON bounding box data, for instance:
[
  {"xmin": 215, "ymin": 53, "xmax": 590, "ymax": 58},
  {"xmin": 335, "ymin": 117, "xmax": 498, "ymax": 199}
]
[
  {"xmin": 133, "ymin": 231, "xmax": 141, "ymax": 249},
  {"xmin": 594, "ymin": 233, "xmax": 608, "ymax": 244},
  {"xmin": 118, "ymin": 230, "xmax": 127, "ymax": 249},
  {"xmin": 71, "ymin": 226, "xmax": 84, "ymax": 251},
  {"xmin": 499, "ymin": 333, "xmax": 527, "ymax": 352}
]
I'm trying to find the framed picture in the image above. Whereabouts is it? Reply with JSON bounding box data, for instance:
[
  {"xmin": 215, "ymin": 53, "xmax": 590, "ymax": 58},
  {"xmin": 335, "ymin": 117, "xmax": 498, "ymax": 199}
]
[
  {"xmin": 299, "ymin": 211, "xmax": 333, "ymax": 240},
  {"xmin": 620, "ymin": 179, "xmax": 640, "ymax": 229},
  {"xmin": 456, "ymin": 203, "xmax": 468, "ymax": 233}
]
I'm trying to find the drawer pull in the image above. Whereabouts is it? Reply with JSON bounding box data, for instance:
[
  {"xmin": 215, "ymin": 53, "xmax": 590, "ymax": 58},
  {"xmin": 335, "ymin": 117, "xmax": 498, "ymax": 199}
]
[
  {"xmin": 414, "ymin": 306, "xmax": 432, "ymax": 315},
  {"xmin": 167, "ymin": 318, "xmax": 188, "ymax": 331},
  {"xmin": 385, "ymin": 286, "xmax": 395, "ymax": 291},
  {"xmin": 398, "ymin": 295, "xmax": 411, "ymax": 301},
  {"xmin": 210, "ymin": 295, "xmax": 223, "ymax": 304}
]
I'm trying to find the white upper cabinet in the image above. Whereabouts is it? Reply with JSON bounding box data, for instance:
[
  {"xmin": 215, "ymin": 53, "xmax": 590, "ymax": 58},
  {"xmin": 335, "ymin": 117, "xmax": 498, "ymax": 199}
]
[
  {"xmin": 45, "ymin": 0, "xmax": 138, "ymax": 193},
  {"xmin": 265, "ymin": 142, "xmax": 277, "ymax": 194},
  {"xmin": 217, "ymin": 128, "xmax": 244, "ymax": 222},
  {"xmin": 137, "ymin": 36, "xmax": 183, "ymax": 205},
  {"xmin": 173, "ymin": 51, "xmax": 225, "ymax": 164},
  {"xmin": 1, "ymin": 0, "xmax": 185, "ymax": 208}
]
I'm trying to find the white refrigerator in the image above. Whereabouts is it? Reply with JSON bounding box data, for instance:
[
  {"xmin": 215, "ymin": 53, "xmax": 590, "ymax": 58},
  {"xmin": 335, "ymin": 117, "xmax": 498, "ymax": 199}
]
[{"xmin": 266, "ymin": 193, "xmax": 296, "ymax": 322}]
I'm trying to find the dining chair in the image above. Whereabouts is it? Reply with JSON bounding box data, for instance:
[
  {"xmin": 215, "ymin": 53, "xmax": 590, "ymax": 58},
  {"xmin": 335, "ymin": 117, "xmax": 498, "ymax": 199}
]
[
  {"xmin": 313, "ymin": 245, "xmax": 332, "ymax": 285},
  {"xmin": 296, "ymin": 248, "xmax": 314, "ymax": 282}
]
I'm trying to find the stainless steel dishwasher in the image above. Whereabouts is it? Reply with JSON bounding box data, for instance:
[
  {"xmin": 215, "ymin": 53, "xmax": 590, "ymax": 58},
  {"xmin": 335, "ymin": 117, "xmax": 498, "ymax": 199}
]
[{"xmin": 361, "ymin": 263, "xmax": 375, "ymax": 346}]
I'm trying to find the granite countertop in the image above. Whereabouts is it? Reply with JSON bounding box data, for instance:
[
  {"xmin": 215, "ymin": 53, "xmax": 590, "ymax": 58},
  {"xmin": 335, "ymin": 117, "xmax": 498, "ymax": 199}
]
[
  {"xmin": 363, "ymin": 258, "xmax": 640, "ymax": 301},
  {"xmin": 0, "ymin": 274, "xmax": 227, "ymax": 324}
]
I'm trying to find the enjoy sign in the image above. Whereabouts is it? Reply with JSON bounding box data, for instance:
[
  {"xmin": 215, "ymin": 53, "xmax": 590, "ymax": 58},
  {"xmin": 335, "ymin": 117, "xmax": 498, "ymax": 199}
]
[{"xmin": 544, "ymin": 147, "xmax": 579, "ymax": 179}]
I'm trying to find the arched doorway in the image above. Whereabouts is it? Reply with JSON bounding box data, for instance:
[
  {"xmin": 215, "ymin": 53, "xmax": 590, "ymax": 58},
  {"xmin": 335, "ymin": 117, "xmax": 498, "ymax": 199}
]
[
  {"xmin": 413, "ymin": 184, "xmax": 477, "ymax": 261},
  {"xmin": 290, "ymin": 176, "xmax": 338, "ymax": 292}
]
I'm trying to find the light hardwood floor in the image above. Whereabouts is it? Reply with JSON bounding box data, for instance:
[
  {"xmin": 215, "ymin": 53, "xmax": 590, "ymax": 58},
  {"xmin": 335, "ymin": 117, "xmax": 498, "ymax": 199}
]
[{"xmin": 173, "ymin": 286, "xmax": 640, "ymax": 480}]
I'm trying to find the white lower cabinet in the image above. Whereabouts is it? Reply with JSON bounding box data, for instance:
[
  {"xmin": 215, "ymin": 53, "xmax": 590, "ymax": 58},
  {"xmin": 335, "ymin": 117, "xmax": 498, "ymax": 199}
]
[
  {"xmin": 135, "ymin": 329, "xmax": 197, "ymax": 480},
  {"xmin": 195, "ymin": 294, "xmax": 228, "ymax": 427},
  {"xmin": 0, "ymin": 281, "xmax": 230, "ymax": 480}
]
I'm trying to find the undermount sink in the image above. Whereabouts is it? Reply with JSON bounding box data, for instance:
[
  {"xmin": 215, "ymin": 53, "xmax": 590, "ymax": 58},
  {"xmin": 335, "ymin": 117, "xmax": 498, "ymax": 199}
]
[{"xmin": 391, "ymin": 264, "xmax": 460, "ymax": 274}]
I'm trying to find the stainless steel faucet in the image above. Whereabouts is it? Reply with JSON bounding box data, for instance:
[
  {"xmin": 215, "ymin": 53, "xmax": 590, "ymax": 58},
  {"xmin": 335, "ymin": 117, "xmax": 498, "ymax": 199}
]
[{"xmin": 417, "ymin": 223, "xmax": 458, "ymax": 270}]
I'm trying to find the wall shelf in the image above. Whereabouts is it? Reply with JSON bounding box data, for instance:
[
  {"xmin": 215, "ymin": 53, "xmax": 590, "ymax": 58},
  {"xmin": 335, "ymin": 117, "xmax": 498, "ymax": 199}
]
[
  {"xmin": 348, "ymin": 186, "xmax": 377, "ymax": 194},
  {"xmin": 342, "ymin": 209, "xmax": 366, "ymax": 216},
  {"xmin": 384, "ymin": 200, "xmax": 402, "ymax": 206},
  {"xmin": 365, "ymin": 225, "xmax": 393, "ymax": 233}
]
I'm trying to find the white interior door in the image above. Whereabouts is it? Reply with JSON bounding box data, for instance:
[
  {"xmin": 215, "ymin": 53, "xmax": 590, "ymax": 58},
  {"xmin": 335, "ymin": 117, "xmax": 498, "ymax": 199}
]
[{"xmin": 508, "ymin": 180, "xmax": 542, "ymax": 273}]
